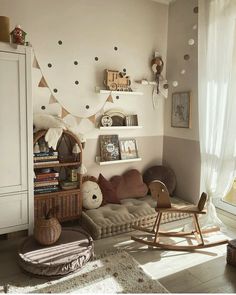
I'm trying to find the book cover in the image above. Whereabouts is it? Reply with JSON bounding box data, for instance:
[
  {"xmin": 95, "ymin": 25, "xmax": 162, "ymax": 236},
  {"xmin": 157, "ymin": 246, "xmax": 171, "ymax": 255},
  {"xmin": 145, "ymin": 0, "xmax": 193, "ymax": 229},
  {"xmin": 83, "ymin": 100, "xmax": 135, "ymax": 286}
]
[{"xmin": 99, "ymin": 135, "xmax": 120, "ymax": 162}]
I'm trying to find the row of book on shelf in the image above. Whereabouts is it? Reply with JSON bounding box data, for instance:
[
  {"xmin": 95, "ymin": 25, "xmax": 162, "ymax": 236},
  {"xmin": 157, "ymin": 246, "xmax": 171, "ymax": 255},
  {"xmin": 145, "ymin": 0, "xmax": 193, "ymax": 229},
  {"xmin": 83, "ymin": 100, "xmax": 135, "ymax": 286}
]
[{"xmin": 34, "ymin": 150, "xmax": 60, "ymax": 194}]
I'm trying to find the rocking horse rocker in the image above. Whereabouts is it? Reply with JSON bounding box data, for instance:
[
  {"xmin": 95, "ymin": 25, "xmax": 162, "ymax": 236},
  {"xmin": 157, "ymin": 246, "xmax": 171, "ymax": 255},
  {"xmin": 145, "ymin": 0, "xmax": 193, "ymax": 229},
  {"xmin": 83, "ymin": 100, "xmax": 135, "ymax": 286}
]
[{"xmin": 131, "ymin": 181, "xmax": 228, "ymax": 251}]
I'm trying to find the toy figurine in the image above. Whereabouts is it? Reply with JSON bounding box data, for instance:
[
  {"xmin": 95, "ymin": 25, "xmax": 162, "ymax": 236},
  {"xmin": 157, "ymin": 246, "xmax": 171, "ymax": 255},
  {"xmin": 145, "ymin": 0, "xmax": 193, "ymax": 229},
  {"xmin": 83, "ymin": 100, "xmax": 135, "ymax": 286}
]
[
  {"xmin": 104, "ymin": 69, "xmax": 132, "ymax": 91},
  {"xmin": 10, "ymin": 25, "xmax": 26, "ymax": 45}
]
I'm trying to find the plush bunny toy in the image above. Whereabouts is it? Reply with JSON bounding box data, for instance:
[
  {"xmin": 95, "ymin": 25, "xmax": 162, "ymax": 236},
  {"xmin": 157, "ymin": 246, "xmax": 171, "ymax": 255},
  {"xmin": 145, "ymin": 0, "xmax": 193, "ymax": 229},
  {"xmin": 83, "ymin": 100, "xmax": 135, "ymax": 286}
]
[{"xmin": 81, "ymin": 180, "xmax": 103, "ymax": 210}]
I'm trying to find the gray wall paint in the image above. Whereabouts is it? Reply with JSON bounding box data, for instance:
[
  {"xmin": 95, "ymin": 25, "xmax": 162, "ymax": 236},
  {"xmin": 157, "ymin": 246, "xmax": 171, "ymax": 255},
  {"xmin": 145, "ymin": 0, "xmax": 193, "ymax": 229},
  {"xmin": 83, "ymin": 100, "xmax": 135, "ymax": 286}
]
[
  {"xmin": 163, "ymin": 0, "xmax": 200, "ymax": 203},
  {"xmin": 163, "ymin": 136, "xmax": 201, "ymax": 203}
]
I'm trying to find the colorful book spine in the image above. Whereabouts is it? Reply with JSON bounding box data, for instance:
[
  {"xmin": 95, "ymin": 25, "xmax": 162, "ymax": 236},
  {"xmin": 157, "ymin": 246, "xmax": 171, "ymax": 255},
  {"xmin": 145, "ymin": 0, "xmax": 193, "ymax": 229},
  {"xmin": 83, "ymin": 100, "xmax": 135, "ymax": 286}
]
[
  {"xmin": 34, "ymin": 160, "xmax": 60, "ymax": 166},
  {"xmin": 35, "ymin": 172, "xmax": 59, "ymax": 179},
  {"xmin": 34, "ymin": 151, "xmax": 58, "ymax": 157},
  {"xmin": 34, "ymin": 187, "xmax": 59, "ymax": 195},
  {"xmin": 34, "ymin": 155, "xmax": 58, "ymax": 162},
  {"xmin": 34, "ymin": 177, "xmax": 58, "ymax": 182},
  {"xmin": 34, "ymin": 180, "xmax": 59, "ymax": 188}
]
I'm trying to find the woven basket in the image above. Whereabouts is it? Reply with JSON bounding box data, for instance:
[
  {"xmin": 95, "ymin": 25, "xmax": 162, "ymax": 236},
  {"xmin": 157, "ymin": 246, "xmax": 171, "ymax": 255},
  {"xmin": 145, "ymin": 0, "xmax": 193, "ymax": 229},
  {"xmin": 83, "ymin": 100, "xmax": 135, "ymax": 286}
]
[{"xmin": 34, "ymin": 217, "xmax": 62, "ymax": 246}]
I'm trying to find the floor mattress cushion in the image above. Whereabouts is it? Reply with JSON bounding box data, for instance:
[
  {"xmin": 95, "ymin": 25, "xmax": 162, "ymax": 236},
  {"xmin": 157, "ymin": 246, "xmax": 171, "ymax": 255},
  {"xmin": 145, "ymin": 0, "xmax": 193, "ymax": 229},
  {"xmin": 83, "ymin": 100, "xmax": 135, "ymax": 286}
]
[{"xmin": 82, "ymin": 195, "xmax": 190, "ymax": 240}]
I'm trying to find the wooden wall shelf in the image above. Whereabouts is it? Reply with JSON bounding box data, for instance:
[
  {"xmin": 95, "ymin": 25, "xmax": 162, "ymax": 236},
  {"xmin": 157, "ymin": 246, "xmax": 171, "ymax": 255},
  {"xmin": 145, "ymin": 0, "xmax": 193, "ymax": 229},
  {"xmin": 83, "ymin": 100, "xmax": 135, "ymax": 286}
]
[
  {"xmin": 99, "ymin": 126, "xmax": 143, "ymax": 130},
  {"xmin": 97, "ymin": 89, "xmax": 143, "ymax": 96},
  {"xmin": 96, "ymin": 157, "xmax": 142, "ymax": 166}
]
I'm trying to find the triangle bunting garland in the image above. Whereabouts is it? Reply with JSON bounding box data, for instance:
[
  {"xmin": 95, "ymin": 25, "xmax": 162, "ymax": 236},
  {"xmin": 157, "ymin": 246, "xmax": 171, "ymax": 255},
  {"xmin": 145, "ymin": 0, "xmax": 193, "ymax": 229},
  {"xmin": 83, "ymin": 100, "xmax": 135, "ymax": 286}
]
[
  {"xmin": 107, "ymin": 94, "xmax": 113, "ymax": 103},
  {"xmin": 88, "ymin": 115, "xmax": 96, "ymax": 124},
  {"xmin": 61, "ymin": 107, "xmax": 70, "ymax": 118},
  {"xmin": 33, "ymin": 51, "xmax": 112, "ymax": 126},
  {"xmin": 32, "ymin": 56, "xmax": 40, "ymax": 69},
  {"xmin": 49, "ymin": 94, "xmax": 58, "ymax": 104},
  {"xmin": 75, "ymin": 117, "xmax": 82, "ymax": 124},
  {"xmin": 38, "ymin": 76, "xmax": 48, "ymax": 87}
]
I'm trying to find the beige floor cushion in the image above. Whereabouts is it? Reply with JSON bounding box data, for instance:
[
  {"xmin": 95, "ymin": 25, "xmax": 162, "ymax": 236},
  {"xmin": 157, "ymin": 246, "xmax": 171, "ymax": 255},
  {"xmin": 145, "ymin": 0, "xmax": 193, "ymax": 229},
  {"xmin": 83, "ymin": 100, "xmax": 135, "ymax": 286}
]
[{"xmin": 82, "ymin": 195, "xmax": 190, "ymax": 239}]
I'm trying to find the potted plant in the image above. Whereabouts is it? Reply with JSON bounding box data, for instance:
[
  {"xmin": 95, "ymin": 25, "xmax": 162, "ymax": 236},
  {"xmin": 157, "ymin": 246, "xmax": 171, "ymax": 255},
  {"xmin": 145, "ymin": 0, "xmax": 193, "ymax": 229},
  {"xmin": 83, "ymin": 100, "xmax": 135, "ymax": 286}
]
[{"xmin": 34, "ymin": 205, "xmax": 61, "ymax": 246}]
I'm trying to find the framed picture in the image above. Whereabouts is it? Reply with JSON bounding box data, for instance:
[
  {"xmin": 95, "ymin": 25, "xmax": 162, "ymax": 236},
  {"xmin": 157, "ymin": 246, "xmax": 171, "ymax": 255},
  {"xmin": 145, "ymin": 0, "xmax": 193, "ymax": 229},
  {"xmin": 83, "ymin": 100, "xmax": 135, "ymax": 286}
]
[
  {"xmin": 125, "ymin": 114, "xmax": 138, "ymax": 126},
  {"xmin": 99, "ymin": 135, "xmax": 120, "ymax": 161},
  {"xmin": 119, "ymin": 138, "xmax": 139, "ymax": 160},
  {"xmin": 171, "ymin": 91, "xmax": 191, "ymax": 128}
]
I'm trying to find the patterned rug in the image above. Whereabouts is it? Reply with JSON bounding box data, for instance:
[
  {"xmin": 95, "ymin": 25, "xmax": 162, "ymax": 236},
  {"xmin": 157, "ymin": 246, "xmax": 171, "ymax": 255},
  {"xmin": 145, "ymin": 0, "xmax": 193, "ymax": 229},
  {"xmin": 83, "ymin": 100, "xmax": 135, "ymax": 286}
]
[{"xmin": 1, "ymin": 251, "xmax": 168, "ymax": 293}]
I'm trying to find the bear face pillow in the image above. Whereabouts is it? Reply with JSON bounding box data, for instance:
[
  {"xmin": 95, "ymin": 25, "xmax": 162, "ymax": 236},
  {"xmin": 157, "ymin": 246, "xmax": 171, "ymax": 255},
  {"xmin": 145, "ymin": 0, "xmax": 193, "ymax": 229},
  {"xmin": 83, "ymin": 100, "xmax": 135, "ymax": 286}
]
[{"xmin": 81, "ymin": 180, "xmax": 103, "ymax": 210}]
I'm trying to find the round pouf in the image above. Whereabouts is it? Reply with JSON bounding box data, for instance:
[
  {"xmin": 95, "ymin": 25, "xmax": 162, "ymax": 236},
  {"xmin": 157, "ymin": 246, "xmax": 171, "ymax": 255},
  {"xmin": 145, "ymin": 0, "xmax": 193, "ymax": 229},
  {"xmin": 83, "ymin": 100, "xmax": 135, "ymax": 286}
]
[
  {"xmin": 227, "ymin": 239, "xmax": 236, "ymax": 267},
  {"xmin": 18, "ymin": 228, "xmax": 94, "ymax": 277}
]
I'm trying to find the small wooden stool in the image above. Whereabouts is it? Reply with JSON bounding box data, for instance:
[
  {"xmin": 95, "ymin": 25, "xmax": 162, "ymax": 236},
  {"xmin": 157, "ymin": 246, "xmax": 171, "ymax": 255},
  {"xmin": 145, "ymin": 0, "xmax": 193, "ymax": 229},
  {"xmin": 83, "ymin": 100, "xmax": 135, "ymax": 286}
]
[{"xmin": 227, "ymin": 239, "xmax": 236, "ymax": 267}]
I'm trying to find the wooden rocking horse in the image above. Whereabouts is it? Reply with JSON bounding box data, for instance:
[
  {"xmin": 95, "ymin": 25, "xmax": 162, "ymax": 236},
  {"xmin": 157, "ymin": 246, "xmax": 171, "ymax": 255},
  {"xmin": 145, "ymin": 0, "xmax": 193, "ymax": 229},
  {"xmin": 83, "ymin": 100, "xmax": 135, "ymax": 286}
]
[{"xmin": 131, "ymin": 180, "xmax": 228, "ymax": 251}]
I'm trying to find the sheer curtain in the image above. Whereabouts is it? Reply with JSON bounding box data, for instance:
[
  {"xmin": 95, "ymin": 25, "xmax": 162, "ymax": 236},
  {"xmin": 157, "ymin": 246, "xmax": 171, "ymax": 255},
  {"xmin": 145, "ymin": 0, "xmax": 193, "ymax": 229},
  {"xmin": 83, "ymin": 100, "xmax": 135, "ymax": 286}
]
[{"xmin": 198, "ymin": 0, "xmax": 236, "ymax": 227}]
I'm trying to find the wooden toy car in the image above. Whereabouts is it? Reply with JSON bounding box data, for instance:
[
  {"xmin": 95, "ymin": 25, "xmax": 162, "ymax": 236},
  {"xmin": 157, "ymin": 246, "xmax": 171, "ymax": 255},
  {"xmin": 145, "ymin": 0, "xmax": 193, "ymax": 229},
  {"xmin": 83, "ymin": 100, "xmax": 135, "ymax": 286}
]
[{"xmin": 104, "ymin": 69, "xmax": 132, "ymax": 91}]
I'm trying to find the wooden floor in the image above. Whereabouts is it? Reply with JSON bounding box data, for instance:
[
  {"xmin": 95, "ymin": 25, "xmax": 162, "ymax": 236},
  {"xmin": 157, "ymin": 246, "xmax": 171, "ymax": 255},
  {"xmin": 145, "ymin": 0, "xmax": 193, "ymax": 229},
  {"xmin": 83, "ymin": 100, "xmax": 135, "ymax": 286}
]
[
  {"xmin": 93, "ymin": 218, "xmax": 236, "ymax": 293},
  {"xmin": 0, "ymin": 217, "xmax": 236, "ymax": 293}
]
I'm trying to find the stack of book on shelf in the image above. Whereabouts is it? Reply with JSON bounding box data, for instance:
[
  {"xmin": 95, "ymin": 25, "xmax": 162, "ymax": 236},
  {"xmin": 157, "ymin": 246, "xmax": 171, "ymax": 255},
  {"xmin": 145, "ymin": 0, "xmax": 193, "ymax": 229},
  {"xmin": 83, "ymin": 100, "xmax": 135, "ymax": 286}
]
[
  {"xmin": 34, "ymin": 150, "xmax": 59, "ymax": 167},
  {"xmin": 34, "ymin": 169, "xmax": 60, "ymax": 195}
]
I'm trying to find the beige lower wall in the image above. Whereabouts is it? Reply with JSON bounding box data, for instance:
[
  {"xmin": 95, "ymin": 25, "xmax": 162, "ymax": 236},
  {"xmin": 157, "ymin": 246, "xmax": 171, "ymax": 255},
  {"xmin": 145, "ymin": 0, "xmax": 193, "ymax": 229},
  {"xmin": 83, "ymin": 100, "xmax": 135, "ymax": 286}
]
[
  {"xmin": 83, "ymin": 135, "xmax": 163, "ymax": 179},
  {"xmin": 163, "ymin": 136, "xmax": 201, "ymax": 204}
]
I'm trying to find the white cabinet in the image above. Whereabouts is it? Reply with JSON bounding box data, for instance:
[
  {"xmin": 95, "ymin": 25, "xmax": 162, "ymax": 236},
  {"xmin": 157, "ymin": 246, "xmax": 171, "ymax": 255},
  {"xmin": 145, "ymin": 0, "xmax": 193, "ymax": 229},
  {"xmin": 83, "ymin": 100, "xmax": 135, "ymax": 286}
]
[{"xmin": 0, "ymin": 42, "xmax": 33, "ymax": 235}]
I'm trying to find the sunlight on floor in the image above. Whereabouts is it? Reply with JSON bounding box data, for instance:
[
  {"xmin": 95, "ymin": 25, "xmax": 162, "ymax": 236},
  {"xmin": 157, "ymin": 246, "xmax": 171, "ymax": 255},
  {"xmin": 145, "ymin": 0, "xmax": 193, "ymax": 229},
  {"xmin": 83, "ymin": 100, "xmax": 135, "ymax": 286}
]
[{"xmin": 94, "ymin": 219, "xmax": 233, "ymax": 282}]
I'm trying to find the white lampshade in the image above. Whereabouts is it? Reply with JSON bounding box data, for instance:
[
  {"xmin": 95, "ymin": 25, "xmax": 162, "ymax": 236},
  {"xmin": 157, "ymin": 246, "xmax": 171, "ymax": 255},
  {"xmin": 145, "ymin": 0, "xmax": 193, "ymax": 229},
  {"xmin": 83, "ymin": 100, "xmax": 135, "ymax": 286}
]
[
  {"xmin": 77, "ymin": 163, "xmax": 87, "ymax": 175},
  {"xmin": 72, "ymin": 143, "xmax": 81, "ymax": 154}
]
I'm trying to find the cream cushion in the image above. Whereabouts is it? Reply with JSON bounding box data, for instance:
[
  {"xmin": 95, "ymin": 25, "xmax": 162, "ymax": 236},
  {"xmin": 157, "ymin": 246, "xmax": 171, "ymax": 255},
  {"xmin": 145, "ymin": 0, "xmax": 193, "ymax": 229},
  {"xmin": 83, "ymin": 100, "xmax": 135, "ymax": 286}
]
[{"xmin": 82, "ymin": 195, "xmax": 190, "ymax": 239}]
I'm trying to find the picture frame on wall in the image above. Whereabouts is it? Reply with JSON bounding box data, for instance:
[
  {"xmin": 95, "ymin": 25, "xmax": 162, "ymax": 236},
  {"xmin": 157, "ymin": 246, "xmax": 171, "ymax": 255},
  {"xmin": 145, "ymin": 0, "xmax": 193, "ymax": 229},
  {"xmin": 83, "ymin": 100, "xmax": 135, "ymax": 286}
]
[
  {"xmin": 119, "ymin": 138, "xmax": 139, "ymax": 160},
  {"xmin": 125, "ymin": 114, "xmax": 138, "ymax": 126},
  {"xmin": 171, "ymin": 91, "xmax": 191, "ymax": 128}
]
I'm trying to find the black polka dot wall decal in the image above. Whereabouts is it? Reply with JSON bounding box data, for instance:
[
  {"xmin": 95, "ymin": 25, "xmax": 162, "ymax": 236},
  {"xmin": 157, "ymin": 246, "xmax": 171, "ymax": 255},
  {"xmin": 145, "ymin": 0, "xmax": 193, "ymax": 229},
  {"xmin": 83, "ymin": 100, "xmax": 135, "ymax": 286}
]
[
  {"xmin": 48, "ymin": 63, "xmax": 52, "ymax": 68},
  {"xmin": 75, "ymin": 80, "xmax": 79, "ymax": 85},
  {"xmin": 184, "ymin": 54, "xmax": 190, "ymax": 61},
  {"xmin": 86, "ymin": 105, "xmax": 90, "ymax": 109},
  {"xmin": 123, "ymin": 68, "xmax": 126, "ymax": 73},
  {"xmin": 116, "ymin": 96, "xmax": 119, "ymax": 100},
  {"xmin": 74, "ymin": 61, "xmax": 78, "ymax": 65},
  {"xmin": 41, "ymin": 105, "xmax": 46, "ymax": 110},
  {"xmin": 53, "ymin": 88, "xmax": 58, "ymax": 93},
  {"xmin": 58, "ymin": 40, "xmax": 62, "ymax": 45},
  {"xmin": 114, "ymin": 46, "xmax": 118, "ymax": 51},
  {"xmin": 95, "ymin": 57, "xmax": 99, "ymax": 61},
  {"xmin": 193, "ymin": 6, "xmax": 198, "ymax": 14}
]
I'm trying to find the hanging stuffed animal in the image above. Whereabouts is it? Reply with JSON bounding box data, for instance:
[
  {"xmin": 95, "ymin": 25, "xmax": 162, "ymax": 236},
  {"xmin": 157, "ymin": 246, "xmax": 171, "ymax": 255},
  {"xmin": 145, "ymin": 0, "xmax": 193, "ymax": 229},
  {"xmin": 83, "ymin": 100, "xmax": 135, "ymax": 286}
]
[{"xmin": 151, "ymin": 56, "xmax": 164, "ymax": 94}]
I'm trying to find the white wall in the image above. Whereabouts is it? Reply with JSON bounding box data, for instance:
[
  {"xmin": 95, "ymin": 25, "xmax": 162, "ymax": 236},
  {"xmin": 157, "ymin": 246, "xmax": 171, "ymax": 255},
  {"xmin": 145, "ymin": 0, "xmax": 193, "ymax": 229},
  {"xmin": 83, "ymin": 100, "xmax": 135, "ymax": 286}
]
[
  {"xmin": 1, "ymin": 0, "xmax": 169, "ymax": 178},
  {"xmin": 165, "ymin": 0, "xmax": 198, "ymax": 140}
]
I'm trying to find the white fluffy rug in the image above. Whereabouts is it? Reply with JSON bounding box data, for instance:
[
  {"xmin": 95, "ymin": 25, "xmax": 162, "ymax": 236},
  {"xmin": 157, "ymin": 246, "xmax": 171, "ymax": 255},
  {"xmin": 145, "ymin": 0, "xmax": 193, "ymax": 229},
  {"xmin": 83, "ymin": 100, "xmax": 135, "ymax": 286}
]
[{"xmin": 1, "ymin": 251, "xmax": 168, "ymax": 293}]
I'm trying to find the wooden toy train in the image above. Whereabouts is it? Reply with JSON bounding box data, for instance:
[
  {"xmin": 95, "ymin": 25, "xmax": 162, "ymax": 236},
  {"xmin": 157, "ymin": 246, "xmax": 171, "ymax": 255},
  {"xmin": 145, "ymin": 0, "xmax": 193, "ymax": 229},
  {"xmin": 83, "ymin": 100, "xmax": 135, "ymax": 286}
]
[{"xmin": 104, "ymin": 69, "xmax": 132, "ymax": 91}]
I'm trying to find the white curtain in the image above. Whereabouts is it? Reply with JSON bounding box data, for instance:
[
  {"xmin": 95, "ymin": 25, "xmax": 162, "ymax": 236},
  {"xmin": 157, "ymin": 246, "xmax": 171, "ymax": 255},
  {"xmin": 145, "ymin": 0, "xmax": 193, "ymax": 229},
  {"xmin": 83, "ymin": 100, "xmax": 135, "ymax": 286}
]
[{"xmin": 198, "ymin": 0, "xmax": 236, "ymax": 227}]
